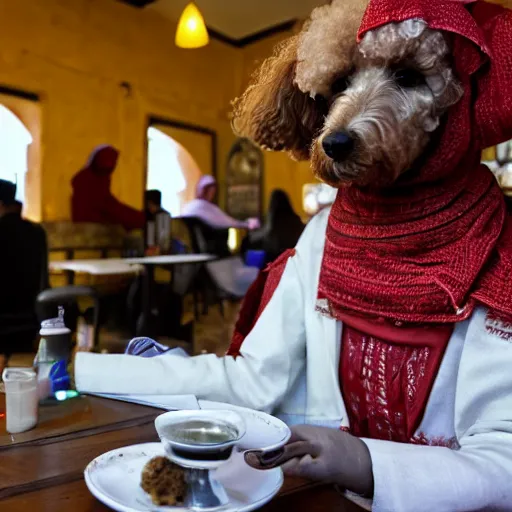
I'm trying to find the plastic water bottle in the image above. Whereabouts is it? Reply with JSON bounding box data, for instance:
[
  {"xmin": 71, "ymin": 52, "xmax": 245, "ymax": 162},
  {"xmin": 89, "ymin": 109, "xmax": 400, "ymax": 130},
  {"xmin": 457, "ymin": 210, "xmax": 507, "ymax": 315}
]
[{"xmin": 34, "ymin": 306, "xmax": 71, "ymax": 400}]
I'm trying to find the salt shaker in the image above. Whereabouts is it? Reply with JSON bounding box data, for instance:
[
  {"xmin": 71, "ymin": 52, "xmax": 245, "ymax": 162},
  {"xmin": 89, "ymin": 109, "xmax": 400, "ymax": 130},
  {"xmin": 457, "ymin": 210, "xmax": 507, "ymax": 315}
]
[{"xmin": 2, "ymin": 368, "xmax": 38, "ymax": 434}]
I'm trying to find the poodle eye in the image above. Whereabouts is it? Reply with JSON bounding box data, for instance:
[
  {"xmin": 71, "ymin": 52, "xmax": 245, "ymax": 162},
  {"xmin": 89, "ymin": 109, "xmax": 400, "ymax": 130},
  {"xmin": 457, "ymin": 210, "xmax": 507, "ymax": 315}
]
[
  {"xmin": 331, "ymin": 76, "xmax": 350, "ymax": 95},
  {"xmin": 394, "ymin": 68, "xmax": 426, "ymax": 88}
]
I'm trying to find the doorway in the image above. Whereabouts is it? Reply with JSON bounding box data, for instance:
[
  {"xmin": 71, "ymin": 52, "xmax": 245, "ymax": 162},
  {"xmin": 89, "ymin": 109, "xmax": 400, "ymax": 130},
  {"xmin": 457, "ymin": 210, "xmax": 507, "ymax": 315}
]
[
  {"xmin": 0, "ymin": 104, "xmax": 32, "ymax": 204},
  {"xmin": 145, "ymin": 117, "xmax": 217, "ymax": 216}
]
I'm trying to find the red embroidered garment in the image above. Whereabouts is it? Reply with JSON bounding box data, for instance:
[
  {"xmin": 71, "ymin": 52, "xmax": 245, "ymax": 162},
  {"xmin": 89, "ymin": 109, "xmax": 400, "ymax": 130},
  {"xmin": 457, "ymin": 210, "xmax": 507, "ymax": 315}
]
[{"xmin": 338, "ymin": 315, "xmax": 453, "ymax": 442}]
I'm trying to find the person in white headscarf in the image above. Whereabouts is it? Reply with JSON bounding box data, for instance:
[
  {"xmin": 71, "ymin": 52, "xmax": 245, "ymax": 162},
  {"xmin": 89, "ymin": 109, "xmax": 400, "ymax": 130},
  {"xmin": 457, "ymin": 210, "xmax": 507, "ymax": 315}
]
[
  {"xmin": 181, "ymin": 175, "xmax": 259, "ymax": 230},
  {"xmin": 181, "ymin": 175, "xmax": 260, "ymax": 298}
]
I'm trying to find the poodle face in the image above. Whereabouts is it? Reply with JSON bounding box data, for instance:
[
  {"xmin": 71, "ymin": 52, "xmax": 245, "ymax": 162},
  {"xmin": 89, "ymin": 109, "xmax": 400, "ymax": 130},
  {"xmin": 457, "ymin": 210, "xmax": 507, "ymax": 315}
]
[
  {"xmin": 232, "ymin": 2, "xmax": 463, "ymax": 188},
  {"xmin": 311, "ymin": 20, "xmax": 463, "ymax": 187}
]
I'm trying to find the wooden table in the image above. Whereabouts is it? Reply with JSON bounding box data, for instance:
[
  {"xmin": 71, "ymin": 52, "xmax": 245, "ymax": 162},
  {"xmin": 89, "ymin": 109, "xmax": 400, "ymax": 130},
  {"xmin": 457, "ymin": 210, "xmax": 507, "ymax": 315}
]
[{"xmin": 0, "ymin": 395, "xmax": 363, "ymax": 511}]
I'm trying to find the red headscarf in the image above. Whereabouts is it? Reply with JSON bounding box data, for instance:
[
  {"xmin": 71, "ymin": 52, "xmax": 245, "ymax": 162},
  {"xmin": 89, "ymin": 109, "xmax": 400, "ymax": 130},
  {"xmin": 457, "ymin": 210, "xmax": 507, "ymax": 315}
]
[
  {"xmin": 71, "ymin": 145, "xmax": 145, "ymax": 231},
  {"xmin": 317, "ymin": 0, "xmax": 512, "ymax": 324}
]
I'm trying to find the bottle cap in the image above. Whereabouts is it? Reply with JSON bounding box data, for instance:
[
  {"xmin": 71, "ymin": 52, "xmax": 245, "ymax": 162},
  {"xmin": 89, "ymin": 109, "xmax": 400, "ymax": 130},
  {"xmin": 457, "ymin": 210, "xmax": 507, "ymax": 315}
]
[{"xmin": 39, "ymin": 306, "xmax": 71, "ymax": 336}]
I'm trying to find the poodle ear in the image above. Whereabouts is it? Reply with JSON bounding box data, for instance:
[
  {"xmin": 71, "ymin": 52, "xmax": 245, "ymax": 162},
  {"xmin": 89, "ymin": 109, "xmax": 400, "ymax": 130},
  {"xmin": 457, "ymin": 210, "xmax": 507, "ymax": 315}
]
[{"xmin": 232, "ymin": 36, "xmax": 323, "ymax": 160}]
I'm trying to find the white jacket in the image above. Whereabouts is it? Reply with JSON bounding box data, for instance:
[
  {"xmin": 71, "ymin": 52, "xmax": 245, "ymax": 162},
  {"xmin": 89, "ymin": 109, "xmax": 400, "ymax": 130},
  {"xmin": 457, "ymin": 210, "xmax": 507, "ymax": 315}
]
[{"xmin": 76, "ymin": 207, "xmax": 512, "ymax": 512}]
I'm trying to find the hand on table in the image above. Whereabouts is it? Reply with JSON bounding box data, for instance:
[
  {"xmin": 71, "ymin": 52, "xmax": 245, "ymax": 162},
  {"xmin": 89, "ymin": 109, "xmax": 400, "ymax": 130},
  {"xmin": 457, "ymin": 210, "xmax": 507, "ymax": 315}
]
[
  {"xmin": 247, "ymin": 218, "xmax": 261, "ymax": 230},
  {"xmin": 245, "ymin": 425, "xmax": 374, "ymax": 497}
]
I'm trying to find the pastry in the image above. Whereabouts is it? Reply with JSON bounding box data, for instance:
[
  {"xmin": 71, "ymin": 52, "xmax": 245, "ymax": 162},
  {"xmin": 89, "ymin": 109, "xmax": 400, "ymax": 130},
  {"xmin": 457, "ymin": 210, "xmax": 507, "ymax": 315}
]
[{"xmin": 141, "ymin": 456, "xmax": 187, "ymax": 506}]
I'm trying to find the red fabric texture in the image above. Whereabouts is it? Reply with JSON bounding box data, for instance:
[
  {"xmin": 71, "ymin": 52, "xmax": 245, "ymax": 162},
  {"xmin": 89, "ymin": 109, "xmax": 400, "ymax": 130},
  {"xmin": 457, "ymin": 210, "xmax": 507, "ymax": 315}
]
[
  {"xmin": 339, "ymin": 316, "xmax": 453, "ymax": 442},
  {"xmin": 71, "ymin": 145, "xmax": 145, "ymax": 231},
  {"xmin": 318, "ymin": 0, "xmax": 512, "ymax": 325},
  {"xmin": 227, "ymin": 249, "xmax": 295, "ymax": 357}
]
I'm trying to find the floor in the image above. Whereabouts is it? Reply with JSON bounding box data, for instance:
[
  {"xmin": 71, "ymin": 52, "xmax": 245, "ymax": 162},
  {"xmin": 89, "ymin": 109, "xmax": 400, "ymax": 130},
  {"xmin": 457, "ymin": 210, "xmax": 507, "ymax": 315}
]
[
  {"xmin": 190, "ymin": 301, "xmax": 241, "ymax": 355},
  {"xmin": 99, "ymin": 299, "xmax": 241, "ymax": 356}
]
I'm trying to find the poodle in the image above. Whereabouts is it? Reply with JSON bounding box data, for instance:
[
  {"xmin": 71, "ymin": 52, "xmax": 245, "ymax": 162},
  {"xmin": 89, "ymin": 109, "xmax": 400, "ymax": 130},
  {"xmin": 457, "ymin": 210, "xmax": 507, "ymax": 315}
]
[{"xmin": 232, "ymin": 0, "xmax": 464, "ymax": 188}]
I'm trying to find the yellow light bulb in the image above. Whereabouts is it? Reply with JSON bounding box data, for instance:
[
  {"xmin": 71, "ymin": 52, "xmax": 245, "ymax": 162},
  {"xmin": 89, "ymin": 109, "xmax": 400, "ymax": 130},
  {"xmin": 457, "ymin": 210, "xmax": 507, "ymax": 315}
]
[{"xmin": 175, "ymin": 3, "xmax": 209, "ymax": 49}]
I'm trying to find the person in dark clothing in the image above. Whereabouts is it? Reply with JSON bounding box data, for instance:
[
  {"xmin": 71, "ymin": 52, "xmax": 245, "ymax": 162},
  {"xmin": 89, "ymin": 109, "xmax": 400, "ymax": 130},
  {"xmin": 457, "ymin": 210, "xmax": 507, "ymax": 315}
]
[
  {"xmin": 247, "ymin": 189, "xmax": 305, "ymax": 264},
  {"xmin": 0, "ymin": 180, "xmax": 49, "ymax": 355},
  {"xmin": 71, "ymin": 145, "xmax": 145, "ymax": 231},
  {"xmin": 144, "ymin": 189, "xmax": 171, "ymax": 251},
  {"xmin": 145, "ymin": 189, "xmax": 169, "ymax": 221}
]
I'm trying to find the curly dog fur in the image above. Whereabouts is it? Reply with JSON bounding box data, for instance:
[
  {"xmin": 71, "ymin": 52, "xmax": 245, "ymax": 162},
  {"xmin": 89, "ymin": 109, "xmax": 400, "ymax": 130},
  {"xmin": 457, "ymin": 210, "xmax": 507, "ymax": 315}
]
[{"xmin": 232, "ymin": 0, "xmax": 464, "ymax": 188}]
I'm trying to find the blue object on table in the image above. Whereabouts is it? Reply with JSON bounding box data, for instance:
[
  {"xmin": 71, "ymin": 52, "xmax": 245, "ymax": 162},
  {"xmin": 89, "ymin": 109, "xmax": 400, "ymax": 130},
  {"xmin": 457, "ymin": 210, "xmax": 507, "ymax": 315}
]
[
  {"xmin": 172, "ymin": 239, "xmax": 187, "ymax": 254},
  {"xmin": 49, "ymin": 359, "xmax": 71, "ymax": 394},
  {"xmin": 245, "ymin": 250, "xmax": 267, "ymax": 269},
  {"xmin": 125, "ymin": 337, "xmax": 189, "ymax": 358}
]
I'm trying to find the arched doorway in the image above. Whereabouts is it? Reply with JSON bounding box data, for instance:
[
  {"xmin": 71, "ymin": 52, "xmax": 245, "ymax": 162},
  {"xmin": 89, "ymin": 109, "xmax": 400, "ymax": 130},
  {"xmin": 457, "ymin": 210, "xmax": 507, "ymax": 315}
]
[
  {"xmin": 0, "ymin": 104, "xmax": 32, "ymax": 204},
  {"xmin": 146, "ymin": 126, "xmax": 203, "ymax": 216}
]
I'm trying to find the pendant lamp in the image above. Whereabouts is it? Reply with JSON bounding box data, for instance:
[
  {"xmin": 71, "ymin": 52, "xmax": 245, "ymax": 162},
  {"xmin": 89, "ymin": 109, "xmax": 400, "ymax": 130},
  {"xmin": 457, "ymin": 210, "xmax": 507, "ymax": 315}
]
[{"xmin": 175, "ymin": 3, "xmax": 209, "ymax": 49}]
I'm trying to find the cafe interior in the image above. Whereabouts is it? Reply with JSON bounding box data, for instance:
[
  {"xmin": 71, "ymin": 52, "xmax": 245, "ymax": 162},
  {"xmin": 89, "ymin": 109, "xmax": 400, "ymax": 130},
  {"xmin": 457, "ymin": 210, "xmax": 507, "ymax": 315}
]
[
  {"xmin": 0, "ymin": 1, "xmax": 341, "ymax": 510},
  {"xmin": 1, "ymin": 0, "xmax": 512, "ymax": 511},
  {"xmin": 0, "ymin": 0, "xmax": 338, "ymax": 365}
]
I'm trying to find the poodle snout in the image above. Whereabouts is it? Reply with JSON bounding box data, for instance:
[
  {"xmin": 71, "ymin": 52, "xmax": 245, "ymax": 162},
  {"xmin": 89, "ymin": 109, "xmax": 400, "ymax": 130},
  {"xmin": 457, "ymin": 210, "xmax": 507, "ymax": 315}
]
[{"xmin": 322, "ymin": 131, "xmax": 356, "ymax": 162}]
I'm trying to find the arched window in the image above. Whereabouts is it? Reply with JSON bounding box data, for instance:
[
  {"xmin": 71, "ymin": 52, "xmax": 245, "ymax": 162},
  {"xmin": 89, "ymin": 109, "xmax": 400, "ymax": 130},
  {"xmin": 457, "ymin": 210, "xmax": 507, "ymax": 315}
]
[
  {"xmin": 146, "ymin": 126, "xmax": 202, "ymax": 216},
  {"xmin": 0, "ymin": 104, "xmax": 32, "ymax": 202}
]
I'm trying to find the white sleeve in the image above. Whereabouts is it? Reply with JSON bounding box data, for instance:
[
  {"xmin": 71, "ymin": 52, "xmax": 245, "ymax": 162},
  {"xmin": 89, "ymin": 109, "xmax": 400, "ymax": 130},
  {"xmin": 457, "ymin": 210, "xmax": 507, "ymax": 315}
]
[
  {"xmin": 362, "ymin": 308, "xmax": 512, "ymax": 512},
  {"xmin": 182, "ymin": 200, "xmax": 249, "ymax": 229},
  {"xmin": 203, "ymin": 204, "xmax": 249, "ymax": 229},
  {"xmin": 74, "ymin": 254, "xmax": 306, "ymax": 413}
]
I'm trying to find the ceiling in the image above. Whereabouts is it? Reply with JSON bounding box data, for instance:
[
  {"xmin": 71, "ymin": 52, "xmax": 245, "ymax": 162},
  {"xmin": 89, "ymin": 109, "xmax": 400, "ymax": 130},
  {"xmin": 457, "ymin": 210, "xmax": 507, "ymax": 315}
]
[{"xmin": 148, "ymin": 0, "xmax": 326, "ymax": 43}]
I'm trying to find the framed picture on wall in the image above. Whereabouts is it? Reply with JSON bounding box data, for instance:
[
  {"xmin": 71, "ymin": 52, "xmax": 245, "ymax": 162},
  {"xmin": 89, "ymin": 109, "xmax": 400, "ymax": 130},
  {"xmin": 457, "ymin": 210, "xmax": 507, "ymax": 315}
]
[{"xmin": 225, "ymin": 138, "xmax": 263, "ymax": 220}]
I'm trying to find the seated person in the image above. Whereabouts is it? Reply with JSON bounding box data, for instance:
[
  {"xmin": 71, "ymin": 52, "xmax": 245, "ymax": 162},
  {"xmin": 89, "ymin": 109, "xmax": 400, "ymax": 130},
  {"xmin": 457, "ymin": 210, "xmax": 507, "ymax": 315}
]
[
  {"xmin": 75, "ymin": 0, "xmax": 512, "ymax": 510},
  {"xmin": 145, "ymin": 189, "xmax": 170, "ymax": 221},
  {"xmin": 246, "ymin": 189, "xmax": 304, "ymax": 265},
  {"xmin": 182, "ymin": 175, "xmax": 259, "ymax": 230},
  {"xmin": 71, "ymin": 145, "xmax": 145, "ymax": 231},
  {"xmin": 182, "ymin": 175, "xmax": 260, "ymax": 297},
  {"xmin": 0, "ymin": 180, "xmax": 48, "ymax": 355},
  {"xmin": 145, "ymin": 189, "xmax": 171, "ymax": 251}
]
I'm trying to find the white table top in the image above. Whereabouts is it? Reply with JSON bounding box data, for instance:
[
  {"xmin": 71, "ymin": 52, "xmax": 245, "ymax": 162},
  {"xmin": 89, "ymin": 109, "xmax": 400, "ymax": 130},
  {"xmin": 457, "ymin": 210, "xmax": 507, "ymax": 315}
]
[
  {"xmin": 49, "ymin": 259, "xmax": 142, "ymax": 276},
  {"xmin": 123, "ymin": 254, "xmax": 215, "ymax": 265},
  {"xmin": 49, "ymin": 254, "xmax": 215, "ymax": 276}
]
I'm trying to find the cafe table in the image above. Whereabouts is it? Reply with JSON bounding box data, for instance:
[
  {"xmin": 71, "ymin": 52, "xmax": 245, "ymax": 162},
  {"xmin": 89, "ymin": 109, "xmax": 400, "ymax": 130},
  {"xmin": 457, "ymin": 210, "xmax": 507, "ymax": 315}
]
[
  {"xmin": 123, "ymin": 255, "xmax": 217, "ymax": 338},
  {"xmin": 50, "ymin": 254, "xmax": 216, "ymax": 339},
  {"xmin": 0, "ymin": 394, "xmax": 365, "ymax": 512}
]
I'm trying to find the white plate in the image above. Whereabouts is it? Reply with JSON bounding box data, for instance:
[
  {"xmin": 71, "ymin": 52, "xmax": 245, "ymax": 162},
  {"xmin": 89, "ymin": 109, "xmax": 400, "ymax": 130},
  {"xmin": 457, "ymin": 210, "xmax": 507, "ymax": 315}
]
[
  {"xmin": 84, "ymin": 443, "xmax": 283, "ymax": 512},
  {"xmin": 198, "ymin": 401, "xmax": 291, "ymax": 452}
]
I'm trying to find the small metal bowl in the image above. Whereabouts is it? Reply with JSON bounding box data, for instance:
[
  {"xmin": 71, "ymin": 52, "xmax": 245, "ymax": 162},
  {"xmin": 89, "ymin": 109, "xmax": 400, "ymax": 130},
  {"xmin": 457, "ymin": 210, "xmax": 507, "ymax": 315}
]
[
  {"xmin": 154, "ymin": 410, "xmax": 246, "ymax": 510},
  {"xmin": 155, "ymin": 410, "xmax": 246, "ymax": 458}
]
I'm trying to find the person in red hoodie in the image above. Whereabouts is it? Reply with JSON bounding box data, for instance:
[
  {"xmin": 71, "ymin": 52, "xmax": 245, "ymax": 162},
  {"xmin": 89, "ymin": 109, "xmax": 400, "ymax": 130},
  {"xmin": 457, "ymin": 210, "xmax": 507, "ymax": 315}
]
[{"xmin": 71, "ymin": 145, "xmax": 145, "ymax": 231}]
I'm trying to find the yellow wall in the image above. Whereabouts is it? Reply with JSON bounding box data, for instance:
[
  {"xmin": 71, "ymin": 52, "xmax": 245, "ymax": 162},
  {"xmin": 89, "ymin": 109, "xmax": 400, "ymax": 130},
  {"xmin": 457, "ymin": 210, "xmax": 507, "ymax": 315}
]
[{"xmin": 0, "ymin": 0, "xmax": 313, "ymax": 221}]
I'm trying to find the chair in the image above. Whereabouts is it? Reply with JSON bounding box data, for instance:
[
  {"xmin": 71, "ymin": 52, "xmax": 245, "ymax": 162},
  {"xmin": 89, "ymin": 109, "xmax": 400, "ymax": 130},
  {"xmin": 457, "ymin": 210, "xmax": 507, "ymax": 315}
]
[
  {"xmin": 178, "ymin": 216, "xmax": 231, "ymax": 257},
  {"xmin": 177, "ymin": 217, "xmax": 241, "ymax": 317}
]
